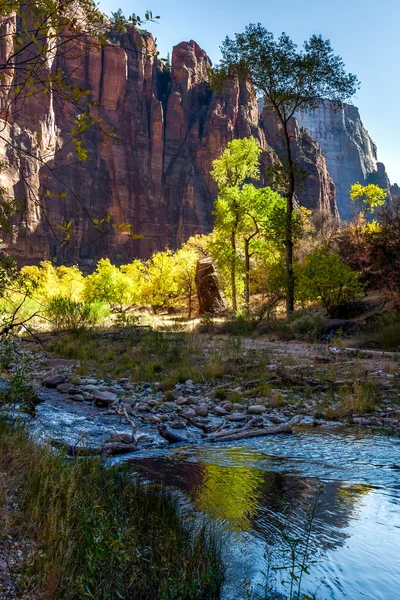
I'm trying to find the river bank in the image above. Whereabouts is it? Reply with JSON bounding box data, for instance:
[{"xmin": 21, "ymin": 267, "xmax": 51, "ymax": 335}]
[{"xmin": 0, "ymin": 418, "xmax": 223, "ymax": 600}]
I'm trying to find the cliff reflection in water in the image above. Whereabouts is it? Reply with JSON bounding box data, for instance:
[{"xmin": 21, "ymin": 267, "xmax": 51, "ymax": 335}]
[{"xmin": 130, "ymin": 445, "xmax": 373, "ymax": 552}]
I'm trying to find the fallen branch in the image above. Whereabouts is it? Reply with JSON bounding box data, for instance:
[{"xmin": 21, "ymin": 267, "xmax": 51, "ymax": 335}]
[
  {"xmin": 344, "ymin": 348, "xmax": 400, "ymax": 357},
  {"xmin": 208, "ymin": 416, "xmax": 302, "ymax": 443}
]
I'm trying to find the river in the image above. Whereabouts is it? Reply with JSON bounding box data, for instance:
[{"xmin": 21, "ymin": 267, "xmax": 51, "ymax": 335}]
[{"xmin": 30, "ymin": 393, "xmax": 400, "ymax": 600}]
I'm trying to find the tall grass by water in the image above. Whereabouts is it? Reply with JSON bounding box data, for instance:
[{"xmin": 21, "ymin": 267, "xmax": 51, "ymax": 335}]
[{"xmin": 0, "ymin": 418, "xmax": 223, "ymax": 600}]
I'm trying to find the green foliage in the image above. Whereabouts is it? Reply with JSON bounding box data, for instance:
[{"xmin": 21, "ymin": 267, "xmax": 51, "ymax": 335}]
[
  {"xmin": 211, "ymin": 137, "xmax": 286, "ymax": 309},
  {"xmin": 215, "ymin": 24, "xmax": 358, "ymax": 118},
  {"xmin": 2, "ymin": 364, "xmax": 38, "ymax": 411},
  {"xmin": 297, "ymin": 248, "xmax": 364, "ymax": 315},
  {"xmin": 141, "ymin": 250, "xmax": 180, "ymax": 310},
  {"xmin": 84, "ymin": 258, "xmax": 134, "ymax": 308},
  {"xmin": 364, "ymin": 313, "xmax": 400, "ymax": 351},
  {"xmin": 0, "ymin": 419, "xmax": 223, "ymax": 600},
  {"xmin": 214, "ymin": 24, "xmax": 358, "ymax": 315},
  {"xmin": 211, "ymin": 137, "xmax": 261, "ymax": 189},
  {"xmin": 46, "ymin": 296, "xmax": 110, "ymax": 332},
  {"xmin": 350, "ymin": 182, "xmax": 387, "ymax": 216},
  {"xmin": 286, "ymin": 310, "xmax": 327, "ymax": 342}
]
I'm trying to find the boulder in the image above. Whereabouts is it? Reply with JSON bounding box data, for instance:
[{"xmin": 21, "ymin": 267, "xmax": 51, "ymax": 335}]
[
  {"xmin": 195, "ymin": 405, "xmax": 209, "ymax": 417},
  {"xmin": 42, "ymin": 374, "xmax": 66, "ymax": 388},
  {"xmin": 92, "ymin": 390, "xmax": 117, "ymax": 407}
]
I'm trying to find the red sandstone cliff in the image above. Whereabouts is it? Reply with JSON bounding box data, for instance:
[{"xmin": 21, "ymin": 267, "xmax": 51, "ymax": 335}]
[{"xmin": 0, "ymin": 25, "xmax": 337, "ymax": 265}]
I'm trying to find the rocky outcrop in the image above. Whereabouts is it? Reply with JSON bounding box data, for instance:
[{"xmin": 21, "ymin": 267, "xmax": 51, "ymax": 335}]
[
  {"xmin": 260, "ymin": 108, "xmax": 337, "ymax": 216},
  {"xmin": 391, "ymin": 183, "xmax": 400, "ymax": 202},
  {"xmin": 195, "ymin": 257, "xmax": 226, "ymax": 314},
  {"xmin": 0, "ymin": 25, "xmax": 339, "ymax": 265},
  {"xmin": 295, "ymin": 101, "xmax": 392, "ymax": 219}
]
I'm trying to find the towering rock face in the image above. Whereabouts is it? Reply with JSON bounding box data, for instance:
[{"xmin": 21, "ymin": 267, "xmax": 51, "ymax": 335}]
[
  {"xmin": 295, "ymin": 101, "xmax": 392, "ymax": 220},
  {"xmin": 0, "ymin": 25, "xmax": 337, "ymax": 266},
  {"xmin": 260, "ymin": 108, "xmax": 337, "ymax": 216}
]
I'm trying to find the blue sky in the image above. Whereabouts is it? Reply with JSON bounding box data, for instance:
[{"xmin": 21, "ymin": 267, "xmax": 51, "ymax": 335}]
[{"xmin": 98, "ymin": 0, "xmax": 399, "ymax": 184}]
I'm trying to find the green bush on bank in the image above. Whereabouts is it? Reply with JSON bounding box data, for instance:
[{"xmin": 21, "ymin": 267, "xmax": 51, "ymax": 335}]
[{"xmin": 0, "ymin": 419, "xmax": 223, "ymax": 600}]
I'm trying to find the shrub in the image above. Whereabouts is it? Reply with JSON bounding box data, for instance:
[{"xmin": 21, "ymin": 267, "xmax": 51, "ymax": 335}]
[
  {"xmin": 297, "ymin": 248, "xmax": 364, "ymax": 316},
  {"xmin": 364, "ymin": 313, "xmax": 400, "ymax": 351},
  {"xmin": 1, "ymin": 364, "xmax": 39, "ymax": 411},
  {"xmin": 286, "ymin": 309, "xmax": 327, "ymax": 342},
  {"xmin": 46, "ymin": 296, "xmax": 110, "ymax": 332}
]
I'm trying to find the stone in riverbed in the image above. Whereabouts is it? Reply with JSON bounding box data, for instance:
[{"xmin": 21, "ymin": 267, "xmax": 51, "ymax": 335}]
[
  {"xmin": 187, "ymin": 395, "xmax": 199, "ymax": 405},
  {"xmin": 92, "ymin": 390, "xmax": 117, "ymax": 406},
  {"xmin": 57, "ymin": 383, "xmax": 74, "ymax": 394},
  {"xmin": 71, "ymin": 394, "xmax": 85, "ymax": 402},
  {"xmin": 195, "ymin": 405, "xmax": 209, "ymax": 417},
  {"xmin": 229, "ymin": 413, "xmax": 246, "ymax": 422},
  {"xmin": 42, "ymin": 374, "xmax": 66, "ymax": 388},
  {"xmin": 176, "ymin": 396, "xmax": 188, "ymax": 406},
  {"xmin": 248, "ymin": 405, "xmax": 267, "ymax": 415},
  {"xmin": 214, "ymin": 406, "xmax": 228, "ymax": 416},
  {"xmin": 82, "ymin": 384, "xmax": 102, "ymax": 392},
  {"xmin": 184, "ymin": 408, "xmax": 197, "ymax": 419}
]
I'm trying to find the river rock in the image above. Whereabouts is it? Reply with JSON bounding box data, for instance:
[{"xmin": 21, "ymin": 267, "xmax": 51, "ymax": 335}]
[
  {"xmin": 229, "ymin": 413, "xmax": 246, "ymax": 422},
  {"xmin": 57, "ymin": 383, "xmax": 74, "ymax": 393},
  {"xmin": 71, "ymin": 394, "xmax": 85, "ymax": 402},
  {"xmin": 92, "ymin": 390, "xmax": 117, "ymax": 406},
  {"xmin": 195, "ymin": 405, "xmax": 209, "ymax": 417},
  {"xmin": 214, "ymin": 406, "xmax": 228, "ymax": 416},
  {"xmin": 42, "ymin": 374, "xmax": 66, "ymax": 388},
  {"xmin": 176, "ymin": 396, "xmax": 188, "ymax": 405},
  {"xmin": 187, "ymin": 395, "xmax": 199, "ymax": 405},
  {"xmin": 248, "ymin": 405, "xmax": 267, "ymax": 415},
  {"xmin": 171, "ymin": 420, "xmax": 187, "ymax": 429},
  {"xmin": 82, "ymin": 384, "xmax": 102, "ymax": 393},
  {"xmin": 184, "ymin": 408, "xmax": 197, "ymax": 419}
]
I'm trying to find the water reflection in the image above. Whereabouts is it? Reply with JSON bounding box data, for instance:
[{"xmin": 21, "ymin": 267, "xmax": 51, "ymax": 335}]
[
  {"xmin": 132, "ymin": 451, "xmax": 371, "ymax": 548},
  {"xmin": 130, "ymin": 446, "xmax": 399, "ymax": 600}
]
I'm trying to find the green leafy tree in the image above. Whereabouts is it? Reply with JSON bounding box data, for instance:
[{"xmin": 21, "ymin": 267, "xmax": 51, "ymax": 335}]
[
  {"xmin": 141, "ymin": 251, "xmax": 179, "ymax": 312},
  {"xmin": 297, "ymin": 248, "xmax": 364, "ymax": 315},
  {"xmin": 84, "ymin": 258, "xmax": 134, "ymax": 309},
  {"xmin": 120, "ymin": 260, "xmax": 146, "ymax": 305},
  {"xmin": 350, "ymin": 183, "xmax": 387, "ymax": 217},
  {"xmin": 214, "ymin": 24, "xmax": 359, "ymax": 315},
  {"xmin": 174, "ymin": 247, "xmax": 199, "ymax": 318},
  {"xmin": 211, "ymin": 137, "xmax": 261, "ymax": 310}
]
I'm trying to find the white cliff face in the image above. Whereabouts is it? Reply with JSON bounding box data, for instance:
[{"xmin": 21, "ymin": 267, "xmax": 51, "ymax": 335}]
[{"xmin": 296, "ymin": 101, "xmax": 389, "ymax": 220}]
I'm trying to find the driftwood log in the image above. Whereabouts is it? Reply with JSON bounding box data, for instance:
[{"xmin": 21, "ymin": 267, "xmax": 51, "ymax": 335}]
[{"xmin": 208, "ymin": 416, "xmax": 302, "ymax": 443}]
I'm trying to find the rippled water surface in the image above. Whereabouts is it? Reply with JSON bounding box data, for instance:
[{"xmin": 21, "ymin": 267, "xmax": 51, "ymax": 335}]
[{"xmin": 32, "ymin": 395, "xmax": 400, "ymax": 600}]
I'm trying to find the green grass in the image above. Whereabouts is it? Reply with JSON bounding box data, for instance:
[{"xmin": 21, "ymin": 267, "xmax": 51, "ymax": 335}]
[{"xmin": 0, "ymin": 419, "xmax": 223, "ymax": 600}]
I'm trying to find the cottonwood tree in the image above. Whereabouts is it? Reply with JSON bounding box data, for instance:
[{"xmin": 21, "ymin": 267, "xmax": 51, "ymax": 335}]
[
  {"xmin": 350, "ymin": 182, "xmax": 387, "ymax": 217},
  {"xmin": 211, "ymin": 137, "xmax": 286, "ymax": 310},
  {"xmin": 211, "ymin": 137, "xmax": 261, "ymax": 311},
  {"xmin": 214, "ymin": 24, "xmax": 359, "ymax": 314}
]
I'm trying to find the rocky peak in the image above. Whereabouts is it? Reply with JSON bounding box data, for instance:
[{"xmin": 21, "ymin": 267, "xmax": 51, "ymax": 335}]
[
  {"xmin": 1, "ymin": 25, "xmax": 338, "ymax": 265},
  {"xmin": 295, "ymin": 101, "xmax": 392, "ymax": 219}
]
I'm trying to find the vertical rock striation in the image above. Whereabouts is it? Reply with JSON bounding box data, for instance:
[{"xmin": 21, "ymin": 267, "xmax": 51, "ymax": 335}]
[
  {"xmin": 295, "ymin": 101, "xmax": 392, "ymax": 220},
  {"xmin": 0, "ymin": 26, "xmax": 339, "ymax": 264}
]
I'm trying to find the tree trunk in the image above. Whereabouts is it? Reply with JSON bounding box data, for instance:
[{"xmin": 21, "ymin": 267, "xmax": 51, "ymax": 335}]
[
  {"xmin": 231, "ymin": 229, "xmax": 237, "ymax": 312},
  {"xmin": 244, "ymin": 238, "xmax": 250, "ymax": 308},
  {"xmin": 188, "ymin": 285, "xmax": 192, "ymax": 318},
  {"xmin": 282, "ymin": 122, "xmax": 296, "ymax": 316}
]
